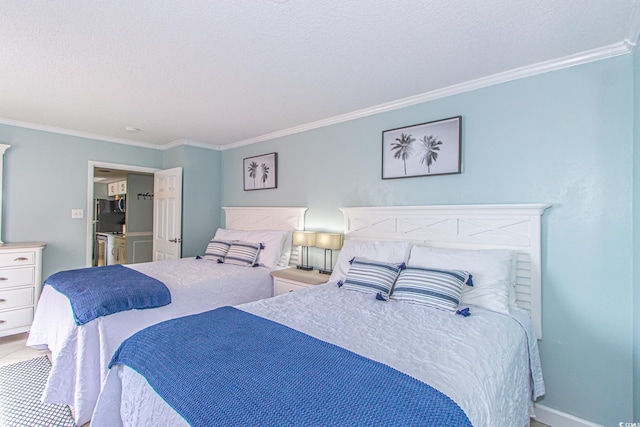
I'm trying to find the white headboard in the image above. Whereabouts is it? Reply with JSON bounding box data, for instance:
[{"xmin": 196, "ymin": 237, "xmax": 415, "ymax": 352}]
[
  {"xmin": 222, "ymin": 206, "xmax": 308, "ymax": 265},
  {"xmin": 340, "ymin": 204, "xmax": 550, "ymax": 339}
]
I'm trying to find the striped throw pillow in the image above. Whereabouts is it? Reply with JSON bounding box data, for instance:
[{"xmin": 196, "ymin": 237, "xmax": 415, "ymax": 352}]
[
  {"xmin": 339, "ymin": 257, "xmax": 405, "ymax": 300},
  {"xmin": 223, "ymin": 241, "xmax": 262, "ymax": 267},
  {"xmin": 203, "ymin": 239, "xmax": 232, "ymax": 261},
  {"xmin": 391, "ymin": 266, "xmax": 470, "ymax": 311}
]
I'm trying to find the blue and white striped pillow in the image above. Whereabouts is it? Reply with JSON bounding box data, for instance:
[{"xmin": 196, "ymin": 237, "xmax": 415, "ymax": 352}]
[
  {"xmin": 223, "ymin": 241, "xmax": 262, "ymax": 267},
  {"xmin": 391, "ymin": 266, "xmax": 471, "ymax": 311},
  {"xmin": 339, "ymin": 257, "xmax": 404, "ymax": 300},
  {"xmin": 203, "ymin": 239, "xmax": 232, "ymax": 261}
]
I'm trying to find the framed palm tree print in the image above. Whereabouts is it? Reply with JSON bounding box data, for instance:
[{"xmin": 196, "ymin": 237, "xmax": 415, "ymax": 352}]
[
  {"xmin": 382, "ymin": 116, "xmax": 461, "ymax": 179},
  {"xmin": 243, "ymin": 152, "xmax": 277, "ymax": 190}
]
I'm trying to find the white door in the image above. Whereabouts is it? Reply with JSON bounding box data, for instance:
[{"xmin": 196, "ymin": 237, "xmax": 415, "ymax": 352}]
[{"xmin": 153, "ymin": 167, "xmax": 183, "ymax": 261}]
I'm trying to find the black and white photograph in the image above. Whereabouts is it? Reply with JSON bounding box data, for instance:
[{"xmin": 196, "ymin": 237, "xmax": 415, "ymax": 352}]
[
  {"xmin": 243, "ymin": 152, "xmax": 277, "ymax": 190},
  {"xmin": 382, "ymin": 116, "xmax": 462, "ymax": 179}
]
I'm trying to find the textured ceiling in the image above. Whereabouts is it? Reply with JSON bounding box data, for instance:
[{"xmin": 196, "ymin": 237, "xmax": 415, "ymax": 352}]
[{"xmin": 1, "ymin": 1, "xmax": 639, "ymax": 150}]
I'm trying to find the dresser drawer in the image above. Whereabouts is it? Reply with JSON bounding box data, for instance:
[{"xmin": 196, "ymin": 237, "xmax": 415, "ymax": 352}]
[
  {"xmin": 0, "ymin": 288, "xmax": 34, "ymax": 310},
  {"xmin": 0, "ymin": 267, "xmax": 35, "ymax": 289},
  {"xmin": 0, "ymin": 307, "xmax": 34, "ymax": 331},
  {"xmin": 0, "ymin": 251, "xmax": 35, "ymax": 268}
]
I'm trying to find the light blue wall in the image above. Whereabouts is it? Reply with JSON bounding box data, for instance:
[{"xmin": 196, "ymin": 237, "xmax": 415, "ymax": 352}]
[
  {"xmin": 0, "ymin": 125, "xmax": 163, "ymax": 278},
  {"xmin": 163, "ymin": 145, "xmax": 221, "ymax": 257},
  {"xmin": 0, "ymin": 126, "xmax": 222, "ymax": 278},
  {"xmin": 634, "ymin": 45, "xmax": 640, "ymax": 421},
  {"xmin": 222, "ymin": 56, "xmax": 635, "ymax": 425}
]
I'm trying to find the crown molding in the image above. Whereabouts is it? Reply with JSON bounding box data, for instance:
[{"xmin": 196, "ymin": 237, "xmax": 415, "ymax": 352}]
[
  {"xmin": 162, "ymin": 139, "xmax": 222, "ymax": 151},
  {"xmin": 0, "ymin": 117, "xmax": 222, "ymax": 151},
  {"xmin": 1, "ymin": 40, "xmax": 634, "ymax": 153},
  {"xmin": 221, "ymin": 41, "xmax": 631, "ymax": 150},
  {"xmin": 0, "ymin": 117, "xmax": 163, "ymax": 150}
]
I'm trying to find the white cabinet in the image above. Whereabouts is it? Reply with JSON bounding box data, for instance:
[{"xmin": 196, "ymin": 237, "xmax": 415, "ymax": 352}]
[
  {"xmin": 0, "ymin": 243, "xmax": 45, "ymax": 337},
  {"xmin": 108, "ymin": 180, "xmax": 127, "ymax": 196},
  {"xmin": 270, "ymin": 268, "xmax": 328, "ymax": 297},
  {"xmin": 114, "ymin": 236, "xmax": 126, "ymax": 265},
  {"xmin": 108, "ymin": 182, "xmax": 117, "ymax": 196}
]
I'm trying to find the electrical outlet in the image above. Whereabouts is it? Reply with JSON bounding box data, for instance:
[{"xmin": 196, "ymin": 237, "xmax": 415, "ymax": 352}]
[{"xmin": 71, "ymin": 209, "xmax": 84, "ymax": 219}]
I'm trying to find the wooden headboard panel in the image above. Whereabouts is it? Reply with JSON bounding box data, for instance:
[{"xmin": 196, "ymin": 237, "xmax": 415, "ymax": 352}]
[
  {"xmin": 340, "ymin": 204, "xmax": 550, "ymax": 339},
  {"xmin": 222, "ymin": 206, "xmax": 308, "ymax": 265}
]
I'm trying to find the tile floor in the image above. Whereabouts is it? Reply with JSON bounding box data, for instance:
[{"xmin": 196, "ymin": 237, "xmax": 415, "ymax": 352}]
[
  {"xmin": 1, "ymin": 333, "xmax": 550, "ymax": 427},
  {"xmin": 0, "ymin": 332, "xmax": 49, "ymax": 367}
]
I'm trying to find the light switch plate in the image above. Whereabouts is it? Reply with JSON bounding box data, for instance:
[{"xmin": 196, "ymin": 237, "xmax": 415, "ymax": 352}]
[{"xmin": 71, "ymin": 209, "xmax": 84, "ymax": 219}]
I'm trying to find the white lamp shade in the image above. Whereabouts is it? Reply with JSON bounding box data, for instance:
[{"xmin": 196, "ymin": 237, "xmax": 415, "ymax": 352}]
[
  {"xmin": 315, "ymin": 233, "xmax": 343, "ymax": 250},
  {"xmin": 292, "ymin": 231, "xmax": 316, "ymax": 247}
]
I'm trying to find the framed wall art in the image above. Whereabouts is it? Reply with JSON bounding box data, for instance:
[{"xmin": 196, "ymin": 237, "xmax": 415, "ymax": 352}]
[
  {"xmin": 243, "ymin": 152, "xmax": 277, "ymax": 191},
  {"xmin": 382, "ymin": 116, "xmax": 461, "ymax": 179}
]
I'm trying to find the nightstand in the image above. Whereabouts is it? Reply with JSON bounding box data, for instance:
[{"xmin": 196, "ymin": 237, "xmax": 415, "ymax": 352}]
[{"xmin": 270, "ymin": 268, "xmax": 328, "ymax": 296}]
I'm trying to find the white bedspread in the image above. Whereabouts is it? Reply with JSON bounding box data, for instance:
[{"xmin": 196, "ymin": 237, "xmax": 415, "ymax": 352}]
[
  {"xmin": 92, "ymin": 282, "xmax": 544, "ymax": 427},
  {"xmin": 27, "ymin": 258, "xmax": 272, "ymax": 426}
]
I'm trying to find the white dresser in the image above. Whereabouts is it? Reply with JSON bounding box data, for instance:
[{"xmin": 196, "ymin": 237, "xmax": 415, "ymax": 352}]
[{"xmin": 0, "ymin": 243, "xmax": 46, "ymax": 337}]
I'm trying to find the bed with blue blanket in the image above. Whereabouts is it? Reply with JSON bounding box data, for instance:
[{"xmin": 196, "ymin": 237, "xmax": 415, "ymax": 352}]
[
  {"xmin": 92, "ymin": 283, "xmax": 544, "ymax": 427},
  {"xmin": 26, "ymin": 206, "xmax": 308, "ymax": 426},
  {"xmin": 27, "ymin": 258, "xmax": 274, "ymax": 425}
]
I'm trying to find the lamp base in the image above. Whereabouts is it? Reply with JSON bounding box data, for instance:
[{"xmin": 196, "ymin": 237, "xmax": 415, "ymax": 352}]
[
  {"xmin": 296, "ymin": 265, "xmax": 313, "ymax": 271},
  {"xmin": 318, "ymin": 268, "xmax": 332, "ymax": 275}
]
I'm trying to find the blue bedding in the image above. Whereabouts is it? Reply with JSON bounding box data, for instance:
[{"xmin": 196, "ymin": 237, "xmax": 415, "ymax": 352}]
[
  {"xmin": 110, "ymin": 306, "xmax": 472, "ymax": 426},
  {"xmin": 45, "ymin": 264, "xmax": 171, "ymax": 325}
]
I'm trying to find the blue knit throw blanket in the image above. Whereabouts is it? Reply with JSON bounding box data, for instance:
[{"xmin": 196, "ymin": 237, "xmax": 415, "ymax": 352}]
[
  {"xmin": 45, "ymin": 264, "xmax": 171, "ymax": 325},
  {"xmin": 110, "ymin": 306, "xmax": 472, "ymax": 426}
]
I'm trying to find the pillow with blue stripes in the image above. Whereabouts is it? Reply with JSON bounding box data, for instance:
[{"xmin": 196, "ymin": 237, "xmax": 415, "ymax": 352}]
[
  {"xmin": 203, "ymin": 239, "xmax": 232, "ymax": 261},
  {"xmin": 391, "ymin": 266, "xmax": 471, "ymax": 311},
  {"xmin": 223, "ymin": 241, "xmax": 262, "ymax": 267},
  {"xmin": 339, "ymin": 257, "xmax": 405, "ymax": 300}
]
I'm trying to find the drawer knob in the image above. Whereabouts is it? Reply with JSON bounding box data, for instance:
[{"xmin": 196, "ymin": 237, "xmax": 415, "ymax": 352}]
[
  {"xmin": 0, "ymin": 277, "xmax": 7, "ymax": 281},
  {"xmin": 0, "ymin": 320, "xmax": 5, "ymax": 324},
  {"xmin": 0, "ymin": 299, "xmax": 5, "ymax": 302},
  {"xmin": 14, "ymin": 257, "xmax": 29, "ymax": 262}
]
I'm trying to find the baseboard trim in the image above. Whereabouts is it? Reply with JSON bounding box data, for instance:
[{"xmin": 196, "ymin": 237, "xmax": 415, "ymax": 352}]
[{"xmin": 534, "ymin": 404, "xmax": 604, "ymax": 427}]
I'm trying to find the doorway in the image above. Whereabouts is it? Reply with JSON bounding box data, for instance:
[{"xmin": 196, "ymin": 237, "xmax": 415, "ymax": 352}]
[{"xmin": 86, "ymin": 161, "xmax": 159, "ymax": 267}]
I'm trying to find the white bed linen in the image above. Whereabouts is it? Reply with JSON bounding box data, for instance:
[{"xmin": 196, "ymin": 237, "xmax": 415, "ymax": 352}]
[
  {"xmin": 92, "ymin": 282, "xmax": 544, "ymax": 427},
  {"xmin": 26, "ymin": 258, "xmax": 272, "ymax": 426}
]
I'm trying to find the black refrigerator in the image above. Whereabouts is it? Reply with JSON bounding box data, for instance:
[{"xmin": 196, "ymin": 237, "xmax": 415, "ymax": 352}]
[{"xmin": 95, "ymin": 199, "xmax": 125, "ymax": 232}]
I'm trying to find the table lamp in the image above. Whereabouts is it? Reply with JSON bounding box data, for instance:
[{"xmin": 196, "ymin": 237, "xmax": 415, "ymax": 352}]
[
  {"xmin": 315, "ymin": 232, "xmax": 343, "ymax": 275},
  {"xmin": 293, "ymin": 231, "xmax": 316, "ymax": 270}
]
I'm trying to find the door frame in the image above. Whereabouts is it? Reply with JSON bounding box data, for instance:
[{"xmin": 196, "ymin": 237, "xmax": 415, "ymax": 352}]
[{"xmin": 85, "ymin": 161, "xmax": 159, "ymax": 267}]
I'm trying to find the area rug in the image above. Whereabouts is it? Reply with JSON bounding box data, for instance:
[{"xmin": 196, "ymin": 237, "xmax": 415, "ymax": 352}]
[{"xmin": 0, "ymin": 356, "xmax": 76, "ymax": 427}]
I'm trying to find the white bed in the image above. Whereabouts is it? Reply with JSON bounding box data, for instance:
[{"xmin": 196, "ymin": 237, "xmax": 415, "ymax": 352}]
[
  {"xmin": 27, "ymin": 206, "xmax": 307, "ymax": 426},
  {"xmin": 91, "ymin": 204, "xmax": 550, "ymax": 427}
]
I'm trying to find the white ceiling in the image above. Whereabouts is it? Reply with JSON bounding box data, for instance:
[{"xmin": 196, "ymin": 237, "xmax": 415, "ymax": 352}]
[{"xmin": 1, "ymin": 1, "xmax": 639, "ymax": 151}]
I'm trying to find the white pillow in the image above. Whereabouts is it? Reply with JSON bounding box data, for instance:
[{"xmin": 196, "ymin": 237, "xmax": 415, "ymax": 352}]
[
  {"xmin": 329, "ymin": 239, "xmax": 412, "ymax": 283},
  {"xmin": 213, "ymin": 228, "xmax": 249, "ymax": 241},
  {"xmin": 408, "ymin": 246, "xmax": 516, "ymax": 314},
  {"xmin": 245, "ymin": 230, "xmax": 289, "ymax": 270},
  {"xmin": 212, "ymin": 228, "xmax": 288, "ymax": 270},
  {"xmin": 277, "ymin": 231, "xmax": 293, "ymax": 268}
]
